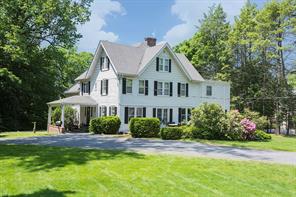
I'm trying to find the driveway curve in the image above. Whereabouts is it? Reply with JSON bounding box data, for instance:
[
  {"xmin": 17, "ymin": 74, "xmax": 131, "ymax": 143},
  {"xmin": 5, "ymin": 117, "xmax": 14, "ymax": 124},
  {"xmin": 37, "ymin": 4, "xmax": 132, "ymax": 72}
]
[{"xmin": 1, "ymin": 133, "xmax": 295, "ymax": 165}]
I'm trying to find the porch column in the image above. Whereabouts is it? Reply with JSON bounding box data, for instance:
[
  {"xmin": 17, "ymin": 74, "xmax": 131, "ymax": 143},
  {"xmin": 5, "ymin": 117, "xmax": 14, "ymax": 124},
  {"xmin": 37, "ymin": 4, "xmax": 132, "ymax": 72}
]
[
  {"xmin": 47, "ymin": 105, "xmax": 52, "ymax": 131},
  {"xmin": 61, "ymin": 104, "xmax": 65, "ymax": 128}
]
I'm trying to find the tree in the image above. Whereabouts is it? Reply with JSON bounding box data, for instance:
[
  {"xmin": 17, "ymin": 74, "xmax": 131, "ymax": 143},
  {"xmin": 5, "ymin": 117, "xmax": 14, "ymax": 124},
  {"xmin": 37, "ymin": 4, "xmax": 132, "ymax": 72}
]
[
  {"xmin": 0, "ymin": 0, "xmax": 92, "ymax": 131},
  {"xmin": 175, "ymin": 4, "xmax": 232, "ymax": 80}
]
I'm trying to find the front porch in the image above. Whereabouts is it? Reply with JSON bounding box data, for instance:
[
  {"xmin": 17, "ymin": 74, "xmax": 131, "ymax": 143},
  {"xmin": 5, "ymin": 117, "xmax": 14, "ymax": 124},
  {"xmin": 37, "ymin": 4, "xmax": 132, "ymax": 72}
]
[{"xmin": 47, "ymin": 95, "xmax": 98, "ymax": 133}]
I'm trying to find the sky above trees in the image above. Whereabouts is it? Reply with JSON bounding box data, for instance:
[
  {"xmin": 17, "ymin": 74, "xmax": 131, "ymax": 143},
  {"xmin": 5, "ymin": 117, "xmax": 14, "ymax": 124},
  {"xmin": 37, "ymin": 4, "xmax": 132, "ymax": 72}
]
[{"xmin": 76, "ymin": 0, "xmax": 268, "ymax": 52}]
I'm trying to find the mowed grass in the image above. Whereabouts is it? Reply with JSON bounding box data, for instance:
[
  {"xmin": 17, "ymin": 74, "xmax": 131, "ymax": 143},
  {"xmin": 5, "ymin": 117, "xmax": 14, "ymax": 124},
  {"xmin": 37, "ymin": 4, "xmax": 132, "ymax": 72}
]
[
  {"xmin": 192, "ymin": 134, "xmax": 296, "ymax": 152},
  {"xmin": 0, "ymin": 145, "xmax": 295, "ymax": 197},
  {"xmin": 0, "ymin": 131, "xmax": 52, "ymax": 139}
]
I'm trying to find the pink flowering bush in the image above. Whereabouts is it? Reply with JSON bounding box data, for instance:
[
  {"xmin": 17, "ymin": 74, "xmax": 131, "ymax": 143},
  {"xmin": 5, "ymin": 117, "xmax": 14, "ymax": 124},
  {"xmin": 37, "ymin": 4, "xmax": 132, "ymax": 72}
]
[{"xmin": 240, "ymin": 118, "xmax": 256, "ymax": 139}]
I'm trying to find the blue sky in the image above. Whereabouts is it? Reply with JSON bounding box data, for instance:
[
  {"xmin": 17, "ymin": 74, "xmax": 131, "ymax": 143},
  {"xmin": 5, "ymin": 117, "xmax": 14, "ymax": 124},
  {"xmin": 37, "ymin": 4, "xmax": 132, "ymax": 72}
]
[{"xmin": 77, "ymin": 0, "xmax": 268, "ymax": 52}]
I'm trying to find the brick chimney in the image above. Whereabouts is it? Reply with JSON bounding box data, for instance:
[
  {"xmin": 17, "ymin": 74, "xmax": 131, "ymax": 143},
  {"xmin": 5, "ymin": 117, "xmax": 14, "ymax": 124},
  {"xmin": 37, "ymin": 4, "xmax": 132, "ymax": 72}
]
[{"xmin": 145, "ymin": 37, "xmax": 157, "ymax": 47}]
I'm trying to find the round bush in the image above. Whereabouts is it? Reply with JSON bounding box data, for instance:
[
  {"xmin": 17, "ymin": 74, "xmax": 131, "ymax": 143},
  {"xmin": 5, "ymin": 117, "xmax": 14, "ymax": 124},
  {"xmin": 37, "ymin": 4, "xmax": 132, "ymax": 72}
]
[
  {"xmin": 225, "ymin": 110, "xmax": 244, "ymax": 140},
  {"xmin": 191, "ymin": 103, "xmax": 227, "ymax": 139},
  {"xmin": 182, "ymin": 126, "xmax": 199, "ymax": 139},
  {"xmin": 160, "ymin": 127, "xmax": 183, "ymax": 140},
  {"xmin": 89, "ymin": 116, "xmax": 121, "ymax": 134},
  {"xmin": 129, "ymin": 118, "xmax": 160, "ymax": 138}
]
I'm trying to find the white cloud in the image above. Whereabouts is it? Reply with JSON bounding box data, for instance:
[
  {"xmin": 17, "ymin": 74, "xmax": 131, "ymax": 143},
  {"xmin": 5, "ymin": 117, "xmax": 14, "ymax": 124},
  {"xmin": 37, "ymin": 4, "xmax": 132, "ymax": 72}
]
[
  {"xmin": 77, "ymin": 0, "xmax": 125, "ymax": 52},
  {"xmin": 164, "ymin": 0, "xmax": 246, "ymax": 46}
]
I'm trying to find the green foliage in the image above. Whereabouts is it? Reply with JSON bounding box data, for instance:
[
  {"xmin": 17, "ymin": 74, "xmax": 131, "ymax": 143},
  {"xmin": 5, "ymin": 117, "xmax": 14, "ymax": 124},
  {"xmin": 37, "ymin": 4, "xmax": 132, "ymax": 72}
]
[
  {"xmin": 253, "ymin": 130, "xmax": 272, "ymax": 141},
  {"xmin": 52, "ymin": 107, "xmax": 62, "ymax": 124},
  {"xmin": 160, "ymin": 127, "xmax": 183, "ymax": 140},
  {"xmin": 129, "ymin": 118, "xmax": 160, "ymax": 138},
  {"xmin": 0, "ymin": 0, "xmax": 92, "ymax": 131},
  {"xmin": 175, "ymin": 4, "xmax": 232, "ymax": 80},
  {"xmin": 89, "ymin": 116, "xmax": 121, "ymax": 134},
  {"xmin": 182, "ymin": 126, "xmax": 199, "ymax": 139},
  {"xmin": 191, "ymin": 103, "xmax": 227, "ymax": 139},
  {"xmin": 51, "ymin": 106, "xmax": 77, "ymax": 131},
  {"xmin": 225, "ymin": 110, "xmax": 245, "ymax": 140},
  {"xmin": 243, "ymin": 109, "xmax": 269, "ymax": 130}
]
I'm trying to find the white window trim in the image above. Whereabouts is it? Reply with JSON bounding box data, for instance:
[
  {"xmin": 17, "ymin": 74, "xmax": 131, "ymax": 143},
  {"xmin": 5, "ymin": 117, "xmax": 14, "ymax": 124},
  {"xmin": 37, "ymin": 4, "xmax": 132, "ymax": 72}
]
[
  {"xmin": 126, "ymin": 79, "xmax": 133, "ymax": 94},
  {"xmin": 101, "ymin": 57, "xmax": 109, "ymax": 71},
  {"xmin": 180, "ymin": 83, "xmax": 186, "ymax": 97},
  {"xmin": 102, "ymin": 79, "xmax": 108, "ymax": 96},
  {"xmin": 158, "ymin": 57, "xmax": 170, "ymax": 72},
  {"xmin": 156, "ymin": 108, "xmax": 169, "ymax": 124},
  {"xmin": 138, "ymin": 80, "xmax": 145, "ymax": 95},
  {"xmin": 157, "ymin": 81, "xmax": 170, "ymax": 96}
]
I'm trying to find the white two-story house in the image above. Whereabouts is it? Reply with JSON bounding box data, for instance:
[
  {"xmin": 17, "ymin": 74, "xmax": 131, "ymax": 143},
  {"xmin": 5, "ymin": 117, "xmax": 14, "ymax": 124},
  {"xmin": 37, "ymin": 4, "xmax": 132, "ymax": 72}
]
[{"xmin": 47, "ymin": 37, "xmax": 230, "ymax": 132}]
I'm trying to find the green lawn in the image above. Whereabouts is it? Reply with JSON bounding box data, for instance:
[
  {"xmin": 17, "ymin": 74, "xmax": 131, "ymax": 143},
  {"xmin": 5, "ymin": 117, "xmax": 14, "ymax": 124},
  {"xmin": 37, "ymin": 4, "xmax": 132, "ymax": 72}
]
[
  {"xmin": 0, "ymin": 131, "xmax": 52, "ymax": 139},
  {"xmin": 191, "ymin": 134, "xmax": 296, "ymax": 152},
  {"xmin": 0, "ymin": 145, "xmax": 295, "ymax": 196}
]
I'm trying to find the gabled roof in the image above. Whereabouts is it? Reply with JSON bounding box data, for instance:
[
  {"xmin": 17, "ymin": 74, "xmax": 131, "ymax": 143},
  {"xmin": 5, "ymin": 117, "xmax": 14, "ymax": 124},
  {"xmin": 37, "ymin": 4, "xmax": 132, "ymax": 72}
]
[{"xmin": 75, "ymin": 40, "xmax": 204, "ymax": 82}]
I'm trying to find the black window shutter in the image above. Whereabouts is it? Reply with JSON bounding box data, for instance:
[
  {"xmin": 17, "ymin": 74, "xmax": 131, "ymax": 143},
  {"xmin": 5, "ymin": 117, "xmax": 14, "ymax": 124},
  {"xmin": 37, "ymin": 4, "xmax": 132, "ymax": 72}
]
[
  {"xmin": 154, "ymin": 81, "xmax": 158, "ymax": 96},
  {"xmin": 88, "ymin": 81, "xmax": 90, "ymax": 94},
  {"xmin": 156, "ymin": 57, "xmax": 159, "ymax": 71},
  {"xmin": 114, "ymin": 107, "xmax": 117, "ymax": 115},
  {"xmin": 143, "ymin": 107, "xmax": 146, "ymax": 117},
  {"xmin": 99, "ymin": 107, "xmax": 102, "ymax": 117},
  {"xmin": 100, "ymin": 80, "xmax": 103, "ymax": 95},
  {"xmin": 177, "ymin": 83, "xmax": 181, "ymax": 97},
  {"xmin": 124, "ymin": 107, "xmax": 128, "ymax": 124},
  {"xmin": 178, "ymin": 108, "xmax": 181, "ymax": 124},
  {"xmin": 107, "ymin": 57, "xmax": 110, "ymax": 70},
  {"xmin": 122, "ymin": 78, "xmax": 126, "ymax": 94},
  {"xmin": 170, "ymin": 82, "xmax": 173, "ymax": 96},
  {"xmin": 81, "ymin": 83, "xmax": 84, "ymax": 95},
  {"xmin": 169, "ymin": 109, "xmax": 173, "ymax": 123},
  {"xmin": 153, "ymin": 108, "xmax": 156, "ymax": 117},
  {"xmin": 169, "ymin": 59, "xmax": 171, "ymax": 72},
  {"xmin": 186, "ymin": 83, "xmax": 189, "ymax": 97},
  {"xmin": 145, "ymin": 80, "xmax": 149, "ymax": 96},
  {"xmin": 109, "ymin": 106, "xmax": 111, "ymax": 116},
  {"xmin": 106, "ymin": 80, "xmax": 109, "ymax": 95}
]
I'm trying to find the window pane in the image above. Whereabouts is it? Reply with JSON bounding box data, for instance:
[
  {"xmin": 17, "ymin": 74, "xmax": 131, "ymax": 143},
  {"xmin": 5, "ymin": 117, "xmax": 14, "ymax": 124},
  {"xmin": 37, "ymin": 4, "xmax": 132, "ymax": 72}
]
[
  {"xmin": 180, "ymin": 108, "xmax": 186, "ymax": 122},
  {"xmin": 163, "ymin": 109, "xmax": 168, "ymax": 124},
  {"xmin": 180, "ymin": 83, "xmax": 186, "ymax": 96},
  {"xmin": 127, "ymin": 79, "xmax": 133, "ymax": 93},
  {"xmin": 165, "ymin": 59, "xmax": 169, "ymax": 71},
  {"xmin": 157, "ymin": 109, "xmax": 162, "ymax": 120},
  {"xmin": 157, "ymin": 82, "xmax": 163, "ymax": 95},
  {"xmin": 128, "ymin": 107, "xmax": 135, "ymax": 120},
  {"xmin": 159, "ymin": 58, "xmax": 163, "ymax": 71},
  {"xmin": 111, "ymin": 106, "xmax": 117, "ymax": 116},
  {"xmin": 164, "ymin": 82, "xmax": 169, "ymax": 95},
  {"xmin": 102, "ymin": 106, "xmax": 107, "ymax": 116},
  {"xmin": 206, "ymin": 86, "xmax": 212, "ymax": 96},
  {"xmin": 139, "ymin": 80, "xmax": 144, "ymax": 94},
  {"xmin": 136, "ymin": 108, "xmax": 143, "ymax": 117}
]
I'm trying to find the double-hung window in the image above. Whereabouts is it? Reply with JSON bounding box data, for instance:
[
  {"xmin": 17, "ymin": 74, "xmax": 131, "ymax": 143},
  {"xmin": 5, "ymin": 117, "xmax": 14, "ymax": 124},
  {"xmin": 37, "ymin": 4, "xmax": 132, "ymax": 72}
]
[
  {"xmin": 128, "ymin": 107, "xmax": 135, "ymax": 121},
  {"xmin": 164, "ymin": 59, "xmax": 169, "ymax": 71},
  {"xmin": 126, "ymin": 79, "xmax": 132, "ymax": 94},
  {"xmin": 156, "ymin": 108, "xmax": 169, "ymax": 124},
  {"xmin": 136, "ymin": 108, "xmax": 143, "ymax": 117},
  {"xmin": 159, "ymin": 58, "xmax": 164, "ymax": 71},
  {"xmin": 109, "ymin": 106, "xmax": 117, "ymax": 116},
  {"xmin": 158, "ymin": 58, "xmax": 170, "ymax": 72},
  {"xmin": 180, "ymin": 83, "xmax": 186, "ymax": 96},
  {"xmin": 101, "ymin": 79, "xmax": 108, "ymax": 95},
  {"xmin": 101, "ymin": 106, "xmax": 107, "ymax": 117},
  {"xmin": 138, "ymin": 80, "xmax": 145, "ymax": 95},
  {"xmin": 206, "ymin": 86, "xmax": 212, "ymax": 96},
  {"xmin": 157, "ymin": 82, "xmax": 170, "ymax": 96}
]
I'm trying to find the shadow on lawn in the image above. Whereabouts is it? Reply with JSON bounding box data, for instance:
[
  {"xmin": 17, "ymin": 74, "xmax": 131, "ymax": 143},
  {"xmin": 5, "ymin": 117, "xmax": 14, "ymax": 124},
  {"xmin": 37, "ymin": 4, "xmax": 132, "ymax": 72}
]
[
  {"xmin": 0, "ymin": 144, "xmax": 145, "ymax": 172},
  {"xmin": 3, "ymin": 189, "xmax": 75, "ymax": 197}
]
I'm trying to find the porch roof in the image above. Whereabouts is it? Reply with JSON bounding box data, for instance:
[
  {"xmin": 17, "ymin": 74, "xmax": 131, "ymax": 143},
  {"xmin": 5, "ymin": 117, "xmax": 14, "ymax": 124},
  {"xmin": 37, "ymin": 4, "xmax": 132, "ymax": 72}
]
[{"xmin": 47, "ymin": 95, "xmax": 97, "ymax": 106}]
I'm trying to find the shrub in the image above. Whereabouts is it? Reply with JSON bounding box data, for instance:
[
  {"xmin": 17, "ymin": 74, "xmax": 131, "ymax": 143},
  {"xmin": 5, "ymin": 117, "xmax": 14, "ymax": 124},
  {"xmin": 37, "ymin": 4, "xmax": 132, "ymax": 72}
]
[
  {"xmin": 129, "ymin": 118, "xmax": 160, "ymax": 138},
  {"xmin": 160, "ymin": 127, "xmax": 183, "ymax": 140},
  {"xmin": 191, "ymin": 103, "xmax": 227, "ymax": 139},
  {"xmin": 89, "ymin": 118, "xmax": 102, "ymax": 134},
  {"xmin": 89, "ymin": 116, "xmax": 121, "ymax": 134},
  {"xmin": 182, "ymin": 126, "xmax": 199, "ymax": 139},
  {"xmin": 225, "ymin": 110, "xmax": 244, "ymax": 140},
  {"xmin": 51, "ymin": 106, "xmax": 77, "ymax": 131},
  {"xmin": 243, "ymin": 109, "xmax": 269, "ymax": 130},
  {"xmin": 253, "ymin": 130, "xmax": 272, "ymax": 141},
  {"xmin": 240, "ymin": 118, "xmax": 256, "ymax": 140}
]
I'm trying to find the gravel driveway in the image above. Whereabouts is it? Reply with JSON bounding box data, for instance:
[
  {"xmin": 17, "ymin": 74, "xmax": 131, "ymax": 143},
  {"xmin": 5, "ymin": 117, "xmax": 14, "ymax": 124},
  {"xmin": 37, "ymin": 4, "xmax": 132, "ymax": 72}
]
[{"xmin": 1, "ymin": 133, "xmax": 296, "ymax": 165}]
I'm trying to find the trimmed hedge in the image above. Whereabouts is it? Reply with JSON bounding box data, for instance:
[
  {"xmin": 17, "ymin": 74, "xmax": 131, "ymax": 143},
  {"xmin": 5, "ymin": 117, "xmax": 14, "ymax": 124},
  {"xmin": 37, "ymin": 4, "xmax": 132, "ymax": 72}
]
[
  {"xmin": 160, "ymin": 127, "xmax": 183, "ymax": 140},
  {"xmin": 89, "ymin": 116, "xmax": 121, "ymax": 134},
  {"xmin": 129, "ymin": 118, "xmax": 160, "ymax": 138}
]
